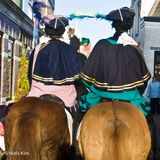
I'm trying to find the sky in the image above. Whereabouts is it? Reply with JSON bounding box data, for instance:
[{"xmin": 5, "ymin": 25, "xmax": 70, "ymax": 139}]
[{"xmin": 54, "ymin": 0, "xmax": 131, "ymax": 47}]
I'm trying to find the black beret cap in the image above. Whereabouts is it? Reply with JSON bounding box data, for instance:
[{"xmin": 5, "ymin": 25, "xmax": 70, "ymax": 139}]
[
  {"xmin": 45, "ymin": 17, "xmax": 69, "ymax": 29},
  {"xmin": 106, "ymin": 7, "xmax": 135, "ymax": 22}
]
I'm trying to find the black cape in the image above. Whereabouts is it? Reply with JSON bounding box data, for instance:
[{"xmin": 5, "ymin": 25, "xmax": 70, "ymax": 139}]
[
  {"xmin": 32, "ymin": 39, "xmax": 82, "ymax": 85},
  {"xmin": 80, "ymin": 39, "xmax": 151, "ymax": 91}
]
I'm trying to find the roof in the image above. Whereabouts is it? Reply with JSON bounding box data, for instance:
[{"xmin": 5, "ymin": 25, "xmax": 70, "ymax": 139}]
[
  {"xmin": 149, "ymin": 0, "xmax": 160, "ymax": 16},
  {"xmin": 143, "ymin": 16, "xmax": 160, "ymax": 22}
]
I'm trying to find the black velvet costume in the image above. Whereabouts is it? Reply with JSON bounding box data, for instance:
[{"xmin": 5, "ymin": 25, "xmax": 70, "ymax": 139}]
[
  {"xmin": 31, "ymin": 39, "xmax": 82, "ymax": 85},
  {"xmin": 80, "ymin": 39, "xmax": 151, "ymax": 91}
]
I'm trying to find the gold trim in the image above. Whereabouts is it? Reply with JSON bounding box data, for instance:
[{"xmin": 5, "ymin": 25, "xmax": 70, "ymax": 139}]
[
  {"xmin": 107, "ymin": 82, "xmax": 144, "ymax": 91},
  {"xmin": 33, "ymin": 74, "xmax": 53, "ymax": 81},
  {"xmin": 32, "ymin": 74, "xmax": 79, "ymax": 84},
  {"xmin": 80, "ymin": 72, "xmax": 109, "ymax": 85},
  {"xmin": 80, "ymin": 72, "xmax": 150, "ymax": 91},
  {"xmin": 131, "ymin": 46, "xmax": 148, "ymax": 65}
]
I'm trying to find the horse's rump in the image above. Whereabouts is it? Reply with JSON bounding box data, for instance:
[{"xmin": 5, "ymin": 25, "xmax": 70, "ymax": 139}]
[
  {"xmin": 78, "ymin": 101, "xmax": 151, "ymax": 160},
  {"xmin": 5, "ymin": 97, "xmax": 71, "ymax": 160}
]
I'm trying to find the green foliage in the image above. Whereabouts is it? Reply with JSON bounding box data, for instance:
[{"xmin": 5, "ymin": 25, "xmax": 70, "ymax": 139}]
[{"xmin": 15, "ymin": 53, "xmax": 30, "ymax": 101}]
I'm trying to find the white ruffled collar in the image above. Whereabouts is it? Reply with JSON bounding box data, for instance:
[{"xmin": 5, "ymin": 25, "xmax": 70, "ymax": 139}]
[{"xmin": 117, "ymin": 32, "xmax": 138, "ymax": 46}]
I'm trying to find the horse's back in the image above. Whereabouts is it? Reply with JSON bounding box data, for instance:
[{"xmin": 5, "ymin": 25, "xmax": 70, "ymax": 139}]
[
  {"xmin": 78, "ymin": 101, "xmax": 151, "ymax": 160},
  {"xmin": 5, "ymin": 97, "xmax": 70, "ymax": 160}
]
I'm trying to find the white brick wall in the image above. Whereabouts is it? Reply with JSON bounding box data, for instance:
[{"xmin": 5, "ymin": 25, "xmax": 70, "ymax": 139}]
[{"xmin": 141, "ymin": 21, "xmax": 160, "ymax": 76}]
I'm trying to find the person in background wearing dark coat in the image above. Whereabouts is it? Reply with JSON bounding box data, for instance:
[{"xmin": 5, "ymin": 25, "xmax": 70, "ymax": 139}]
[
  {"xmin": 80, "ymin": 37, "xmax": 91, "ymax": 58},
  {"xmin": 68, "ymin": 28, "xmax": 87, "ymax": 65}
]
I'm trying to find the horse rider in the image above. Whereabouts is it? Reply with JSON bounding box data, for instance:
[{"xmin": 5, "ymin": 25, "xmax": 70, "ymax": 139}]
[
  {"xmin": 74, "ymin": 7, "xmax": 156, "ymax": 159},
  {"xmin": 27, "ymin": 15, "xmax": 82, "ymax": 117}
]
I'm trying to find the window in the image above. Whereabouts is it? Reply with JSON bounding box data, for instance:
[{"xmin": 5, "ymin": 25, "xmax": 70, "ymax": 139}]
[
  {"xmin": 0, "ymin": 32, "xmax": 3, "ymax": 96},
  {"xmin": 12, "ymin": 0, "xmax": 23, "ymax": 9},
  {"xmin": 6, "ymin": 38, "xmax": 14, "ymax": 100},
  {"xmin": 154, "ymin": 51, "xmax": 160, "ymax": 80}
]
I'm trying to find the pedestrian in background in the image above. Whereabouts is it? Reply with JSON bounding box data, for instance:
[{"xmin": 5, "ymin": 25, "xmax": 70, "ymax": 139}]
[
  {"xmin": 147, "ymin": 76, "xmax": 160, "ymax": 115},
  {"xmin": 68, "ymin": 28, "xmax": 87, "ymax": 65},
  {"xmin": 68, "ymin": 28, "xmax": 80, "ymax": 50},
  {"xmin": 80, "ymin": 37, "xmax": 91, "ymax": 58}
]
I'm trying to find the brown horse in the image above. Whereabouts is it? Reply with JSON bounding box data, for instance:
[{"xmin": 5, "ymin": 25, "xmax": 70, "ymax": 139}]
[
  {"xmin": 78, "ymin": 101, "xmax": 151, "ymax": 160},
  {"xmin": 4, "ymin": 97, "xmax": 71, "ymax": 160}
]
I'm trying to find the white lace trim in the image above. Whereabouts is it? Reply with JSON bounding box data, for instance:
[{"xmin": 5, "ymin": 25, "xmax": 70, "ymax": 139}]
[{"xmin": 117, "ymin": 32, "xmax": 138, "ymax": 46}]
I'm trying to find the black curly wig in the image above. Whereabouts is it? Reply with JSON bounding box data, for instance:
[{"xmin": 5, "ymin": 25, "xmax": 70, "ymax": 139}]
[
  {"xmin": 44, "ymin": 25, "xmax": 65, "ymax": 38},
  {"xmin": 111, "ymin": 17, "xmax": 134, "ymax": 32}
]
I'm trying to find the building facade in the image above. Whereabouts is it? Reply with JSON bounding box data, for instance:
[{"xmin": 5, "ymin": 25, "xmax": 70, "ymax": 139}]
[
  {"xmin": 0, "ymin": 0, "xmax": 54, "ymax": 105},
  {"xmin": 131, "ymin": 0, "xmax": 160, "ymax": 80}
]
